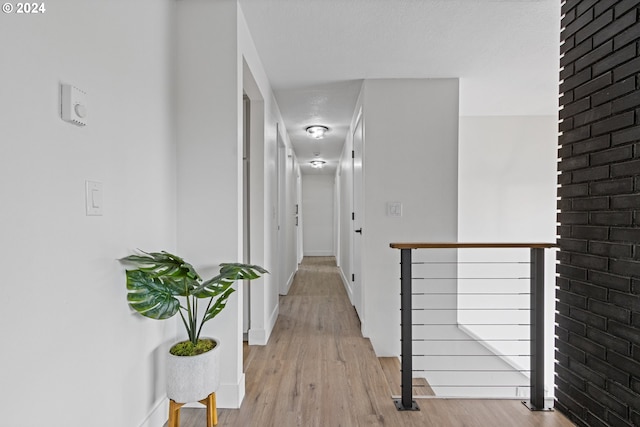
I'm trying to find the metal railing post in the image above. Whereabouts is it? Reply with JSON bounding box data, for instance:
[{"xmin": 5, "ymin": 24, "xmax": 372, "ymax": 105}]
[
  {"xmin": 524, "ymin": 248, "xmax": 552, "ymax": 411},
  {"xmin": 395, "ymin": 248, "xmax": 419, "ymax": 411}
]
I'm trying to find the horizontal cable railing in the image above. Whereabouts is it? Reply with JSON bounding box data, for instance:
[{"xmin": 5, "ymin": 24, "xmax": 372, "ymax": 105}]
[{"xmin": 389, "ymin": 242, "xmax": 555, "ymax": 413}]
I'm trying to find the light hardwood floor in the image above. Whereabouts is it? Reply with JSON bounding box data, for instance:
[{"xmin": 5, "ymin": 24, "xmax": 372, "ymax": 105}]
[{"xmin": 169, "ymin": 257, "xmax": 575, "ymax": 427}]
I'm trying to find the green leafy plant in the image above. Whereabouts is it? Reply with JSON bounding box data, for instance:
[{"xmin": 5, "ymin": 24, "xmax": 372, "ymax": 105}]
[{"xmin": 120, "ymin": 250, "xmax": 267, "ymax": 350}]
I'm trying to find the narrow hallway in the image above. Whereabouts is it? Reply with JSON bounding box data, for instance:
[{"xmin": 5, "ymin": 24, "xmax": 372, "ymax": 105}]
[{"xmin": 172, "ymin": 257, "xmax": 573, "ymax": 427}]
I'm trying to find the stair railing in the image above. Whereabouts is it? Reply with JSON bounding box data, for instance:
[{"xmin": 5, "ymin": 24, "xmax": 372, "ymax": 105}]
[{"xmin": 389, "ymin": 242, "xmax": 555, "ymax": 412}]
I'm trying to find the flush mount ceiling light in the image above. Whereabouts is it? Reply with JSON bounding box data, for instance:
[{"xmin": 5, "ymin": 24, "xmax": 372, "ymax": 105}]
[
  {"xmin": 310, "ymin": 160, "xmax": 326, "ymax": 168},
  {"xmin": 306, "ymin": 125, "xmax": 329, "ymax": 139}
]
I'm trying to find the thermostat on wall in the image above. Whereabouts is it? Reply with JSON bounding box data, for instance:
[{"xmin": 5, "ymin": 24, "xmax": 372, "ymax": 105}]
[{"xmin": 61, "ymin": 84, "xmax": 88, "ymax": 126}]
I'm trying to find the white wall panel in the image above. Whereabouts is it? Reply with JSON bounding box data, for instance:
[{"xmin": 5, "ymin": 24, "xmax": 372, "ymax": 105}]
[
  {"xmin": 302, "ymin": 175, "xmax": 335, "ymax": 256},
  {"xmin": 354, "ymin": 79, "xmax": 459, "ymax": 355},
  {"xmin": 0, "ymin": 1, "xmax": 176, "ymax": 425},
  {"xmin": 458, "ymin": 115, "xmax": 557, "ymax": 395}
]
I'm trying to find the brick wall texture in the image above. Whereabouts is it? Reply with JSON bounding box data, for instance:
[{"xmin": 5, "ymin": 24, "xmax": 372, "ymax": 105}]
[{"xmin": 557, "ymin": 1, "xmax": 640, "ymax": 425}]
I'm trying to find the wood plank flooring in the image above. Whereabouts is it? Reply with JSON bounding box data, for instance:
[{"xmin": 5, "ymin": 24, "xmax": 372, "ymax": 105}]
[
  {"xmin": 168, "ymin": 257, "xmax": 575, "ymax": 427},
  {"xmin": 379, "ymin": 357, "xmax": 434, "ymax": 397}
]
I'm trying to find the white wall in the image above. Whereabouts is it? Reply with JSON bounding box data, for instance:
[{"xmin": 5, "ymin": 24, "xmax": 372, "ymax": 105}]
[
  {"xmin": 0, "ymin": 1, "xmax": 177, "ymax": 426},
  {"xmin": 175, "ymin": 0, "xmax": 299, "ymax": 408},
  {"xmin": 239, "ymin": 7, "xmax": 299, "ymax": 341},
  {"xmin": 302, "ymin": 174, "xmax": 335, "ymax": 256},
  {"xmin": 176, "ymin": 0, "xmax": 295, "ymax": 407},
  {"xmin": 458, "ymin": 115, "xmax": 558, "ymax": 394},
  {"xmin": 345, "ymin": 79, "xmax": 460, "ymax": 356},
  {"xmin": 175, "ymin": 0, "xmax": 247, "ymax": 409},
  {"xmin": 458, "ymin": 116, "xmax": 557, "ymax": 242}
]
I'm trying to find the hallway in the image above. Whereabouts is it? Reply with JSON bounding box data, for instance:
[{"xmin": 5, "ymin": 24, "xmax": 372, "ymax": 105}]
[{"xmin": 171, "ymin": 257, "xmax": 574, "ymax": 426}]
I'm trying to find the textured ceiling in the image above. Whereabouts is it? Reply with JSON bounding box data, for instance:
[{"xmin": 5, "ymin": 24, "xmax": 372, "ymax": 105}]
[{"xmin": 238, "ymin": 0, "xmax": 561, "ymax": 174}]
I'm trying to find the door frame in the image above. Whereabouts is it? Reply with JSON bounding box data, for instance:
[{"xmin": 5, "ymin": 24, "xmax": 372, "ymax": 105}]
[{"xmin": 351, "ymin": 110, "xmax": 364, "ymax": 321}]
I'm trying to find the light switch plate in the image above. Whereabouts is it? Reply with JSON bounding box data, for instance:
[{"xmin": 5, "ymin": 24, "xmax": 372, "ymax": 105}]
[
  {"xmin": 387, "ymin": 202, "xmax": 402, "ymax": 217},
  {"xmin": 86, "ymin": 181, "xmax": 103, "ymax": 216}
]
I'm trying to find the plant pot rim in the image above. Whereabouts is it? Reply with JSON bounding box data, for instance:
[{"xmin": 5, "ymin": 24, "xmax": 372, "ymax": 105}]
[{"xmin": 168, "ymin": 337, "xmax": 220, "ymax": 358}]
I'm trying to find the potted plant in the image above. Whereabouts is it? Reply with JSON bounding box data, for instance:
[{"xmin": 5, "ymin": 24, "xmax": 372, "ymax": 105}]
[{"xmin": 120, "ymin": 250, "xmax": 267, "ymax": 424}]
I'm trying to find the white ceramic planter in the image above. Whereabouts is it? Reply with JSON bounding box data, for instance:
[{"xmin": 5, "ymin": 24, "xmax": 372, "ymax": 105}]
[{"xmin": 166, "ymin": 338, "xmax": 221, "ymax": 403}]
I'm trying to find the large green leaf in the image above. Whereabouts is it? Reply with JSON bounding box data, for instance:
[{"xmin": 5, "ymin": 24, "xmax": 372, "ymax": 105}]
[
  {"xmin": 220, "ymin": 262, "xmax": 268, "ymax": 278},
  {"xmin": 126, "ymin": 270, "xmax": 181, "ymax": 320},
  {"xmin": 202, "ymin": 287, "xmax": 236, "ymax": 322},
  {"xmin": 121, "ymin": 251, "xmax": 200, "ymax": 280},
  {"xmin": 192, "ymin": 263, "xmax": 268, "ymax": 298},
  {"xmin": 121, "ymin": 250, "xmax": 200, "ymax": 296}
]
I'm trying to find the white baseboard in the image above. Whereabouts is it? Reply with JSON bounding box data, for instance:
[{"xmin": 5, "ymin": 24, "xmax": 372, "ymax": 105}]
[
  {"xmin": 304, "ymin": 250, "xmax": 334, "ymax": 256},
  {"xmin": 248, "ymin": 303, "xmax": 278, "ymax": 345},
  {"xmin": 139, "ymin": 376, "xmax": 247, "ymax": 425},
  {"xmin": 138, "ymin": 397, "xmax": 168, "ymax": 427},
  {"xmin": 267, "ymin": 303, "xmax": 278, "ymax": 337},
  {"xmin": 183, "ymin": 373, "xmax": 246, "ymax": 409},
  {"xmin": 248, "ymin": 327, "xmax": 266, "ymax": 345},
  {"xmin": 218, "ymin": 373, "xmax": 246, "ymax": 408},
  {"xmin": 282, "ymin": 269, "xmax": 295, "ymax": 294},
  {"xmin": 339, "ymin": 267, "xmax": 354, "ymax": 304}
]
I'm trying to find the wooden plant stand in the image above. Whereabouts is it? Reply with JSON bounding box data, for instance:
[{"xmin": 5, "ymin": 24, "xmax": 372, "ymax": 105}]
[{"xmin": 168, "ymin": 392, "xmax": 217, "ymax": 427}]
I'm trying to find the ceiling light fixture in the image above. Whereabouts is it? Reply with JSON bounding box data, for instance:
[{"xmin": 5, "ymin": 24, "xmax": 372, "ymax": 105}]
[
  {"xmin": 306, "ymin": 125, "xmax": 329, "ymax": 139},
  {"xmin": 310, "ymin": 160, "xmax": 326, "ymax": 168}
]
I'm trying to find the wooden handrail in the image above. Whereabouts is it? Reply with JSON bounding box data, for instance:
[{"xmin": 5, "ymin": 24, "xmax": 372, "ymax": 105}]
[{"xmin": 389, "ymin": 242, "xmax": 555, "ymax": 249}]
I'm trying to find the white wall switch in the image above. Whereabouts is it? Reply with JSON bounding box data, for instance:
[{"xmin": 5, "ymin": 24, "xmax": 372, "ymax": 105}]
[
  {"xmin": 387, "ymin": 202, "xmax": 402, "ymax": 217},
  {"xmin": 61, "ymin": 84, "xmax": 88, "ymax": 126},
  {"xmin": 85, "ymin": 181, "xmax": 103, "ymax": 216}
]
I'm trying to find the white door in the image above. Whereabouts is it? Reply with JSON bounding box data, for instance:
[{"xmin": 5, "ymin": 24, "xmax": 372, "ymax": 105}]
[
  {"xmin": 352, "ymin": 113, "xmax": 364, "ymax": 320},
  {"xmin": 276, "ymin": 125, "xmax": 288, "ymax": 295},
  {"xmin": 296, "ymin": 170, "xmax": 303, "ymax": 264}
]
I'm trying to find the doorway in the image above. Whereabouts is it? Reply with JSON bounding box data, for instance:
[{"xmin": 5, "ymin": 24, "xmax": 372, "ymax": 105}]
[
  {"xmin": 242, "ymin": 94, "xmax": 251, "ymax": 337},
  {"xmin": 351, "ymin": 111, "xmax": 364, "ymax": 320},
  {"xmin": 242, "ymin": 59, "xmax": 266, "ymax": 346},
  {"xmin": 276, "ymin": 124, "xmax": 288, "ymax": 295}
]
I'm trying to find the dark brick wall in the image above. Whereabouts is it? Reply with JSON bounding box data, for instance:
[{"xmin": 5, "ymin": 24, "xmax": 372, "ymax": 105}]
[{"xmin": 557, "ymin": 1, "xmax": 640, "ymax": 425}]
